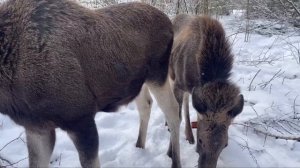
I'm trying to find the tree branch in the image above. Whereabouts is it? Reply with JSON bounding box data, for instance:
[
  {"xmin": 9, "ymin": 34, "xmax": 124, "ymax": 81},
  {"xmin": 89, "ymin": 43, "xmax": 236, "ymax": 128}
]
[{"xmin": 286, "ymin": 0, "xmax": 300, "ymax": 16}]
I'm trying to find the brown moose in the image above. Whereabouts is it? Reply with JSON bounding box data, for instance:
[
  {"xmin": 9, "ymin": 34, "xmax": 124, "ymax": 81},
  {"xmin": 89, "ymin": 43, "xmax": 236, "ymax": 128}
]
[
  {"xmin": 0, "ymin": 0, "xmax": 181, "ymax": 167},
  {"xmin": 169, "ymin": 14, "xmax": 244, "ymax": 167}
]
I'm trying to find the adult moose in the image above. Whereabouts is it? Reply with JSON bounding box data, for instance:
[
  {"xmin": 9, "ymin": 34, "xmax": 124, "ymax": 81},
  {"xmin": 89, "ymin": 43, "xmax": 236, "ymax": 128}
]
[
  {"xmin": 0, "ymin": 0, "xmax": 181, "ymax": 167},
  {"xmin": 170, "ymin": 14, "xmax": 244, "ymax": 167}
]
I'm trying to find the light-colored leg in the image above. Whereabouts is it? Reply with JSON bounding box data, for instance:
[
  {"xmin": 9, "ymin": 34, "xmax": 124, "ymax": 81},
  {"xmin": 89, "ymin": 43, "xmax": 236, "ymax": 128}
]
[
  {"xmin": 168, "ymin": 78, "xmax": 184, "ymax": 121},
  {"xmin": 147, "ymin": 80, "xmax": 181, "ymax": 168},
  {"xmin": 135, "ymin": 84, "xmax": 153, "ymax": 148},
  {"xmin": 183, "ymin": 93, "xmax": 195, "ymax": 144},
  {"xmin": 168, "ymin": 76, "xmax": 175, "ymax": 94},
  {"xmin": 167, "ymin": 84, "xmax": 183, "ymax": 158},
  {"xmin": 26, "ymin": 129, "xmax": 56, "ymax": 168},
  {"xmin": 67, "ymin": 118, "xmax": 100, "ymax": 168}
]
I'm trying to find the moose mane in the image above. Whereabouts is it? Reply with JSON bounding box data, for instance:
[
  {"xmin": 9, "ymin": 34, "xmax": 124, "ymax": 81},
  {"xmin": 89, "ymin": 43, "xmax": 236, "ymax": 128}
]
[{"xmin": 193, "ymin": 16, "xmax": 233, "ymax": 85}]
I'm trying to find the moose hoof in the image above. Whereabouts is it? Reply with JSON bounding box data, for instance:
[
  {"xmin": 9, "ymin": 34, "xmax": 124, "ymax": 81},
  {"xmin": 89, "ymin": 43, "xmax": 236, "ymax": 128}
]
[
  {"xmin": 186, "ymin": 137, "xmax": 195, "ymax": 144},
  {"xmin": 135, "ymin": 143, "xmax": 145, "ymax": 149},
  {"xmin": 135, "ymin": 140, "xmax": 145, "ymax": 149},
  {"xmin": 171, "ymin": 163, "xmax": 181, "ymax": 168},
  {"xmin": 167, "ymin": 149, "xmax": 172, "ymax": 158}
]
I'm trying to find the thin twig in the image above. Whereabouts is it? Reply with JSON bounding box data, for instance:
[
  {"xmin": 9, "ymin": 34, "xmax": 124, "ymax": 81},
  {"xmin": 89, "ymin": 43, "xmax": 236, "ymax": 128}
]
[
  {"xmin": 2, "ymin": 157, "xmax": 28, "ymax": 168},
  {"xmin": 259, "ymin": 69, "xmax": 283, "ymax": 89},
  {"xmin": 293, "ymin": 95, "xmax": 299, "ymax": 119},
  {"xmin": 285, "ymin": 91, "xmax": 291, "ymax": 96},
  {"xmin": 248, "ymin": 69, "xmax": 261, "ymax": 91},
  {"xmin": 0, "ymin": 155, "xmax": 12, "ymax": 166},
  {"xmin": 0, "ymin": 133, "xmax": 23, "ymax": 152},
  {"xmin": 276, "ymin": 120, "xmax": 293, "ymax": 135},
  {"xmin": 231, "ymin": 136, "xmax": 260, "ymax": 168},
  {"xmin": 250, "ymin": 105, "xmax": 259, "ymax": 117},
  {"xmin": 282, "ymin": 76, "xmax": 286, "ymax": 85}
]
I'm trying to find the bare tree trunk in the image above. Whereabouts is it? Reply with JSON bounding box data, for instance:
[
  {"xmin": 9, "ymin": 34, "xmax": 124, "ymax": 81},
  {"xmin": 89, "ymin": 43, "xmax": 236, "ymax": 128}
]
[
  {"xmin": 176, "ymin": 0, "xmax": 188, "ymax": 14},
  {"xmin": 245, "ymin": 0, "xmax": 250, "ymax": 42},
  {"xmin": 183, "ymin": 0, "xmax": 188, "ymax": 13},
  {"xmin": 176, "ymin": 0, "xmax": 180, "ymax": 14},
  {"xmin": 203, "ymin": 0, "xmax": 209, "ymax": 15},
  {"xmin": 195, "ymin": 0, "xmax": 201, "ymax": 15},
  {"xmin": 151, "ymin": 0, "xmax": 157, "ymax": 6},
  {"xmin": 95, "ymin": 0, "xmax": 98, "ymax": 7}
]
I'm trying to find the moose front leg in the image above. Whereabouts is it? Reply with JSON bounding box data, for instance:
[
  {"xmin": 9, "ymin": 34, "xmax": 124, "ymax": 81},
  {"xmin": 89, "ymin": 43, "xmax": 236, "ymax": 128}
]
[
  {"xmin": 26, "ymin": 128, "xmax": 56, "ymax": 168},
  {"xmin": 147, "ymin": 80, "xmax": 182, "ymax": 168}
]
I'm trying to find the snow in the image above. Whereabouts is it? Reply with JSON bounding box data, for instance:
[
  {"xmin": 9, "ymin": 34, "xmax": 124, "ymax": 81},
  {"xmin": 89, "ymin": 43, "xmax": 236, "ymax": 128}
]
[{"xmin": 1, "ymin": 14, "xmax": 300, "ymax": 167}]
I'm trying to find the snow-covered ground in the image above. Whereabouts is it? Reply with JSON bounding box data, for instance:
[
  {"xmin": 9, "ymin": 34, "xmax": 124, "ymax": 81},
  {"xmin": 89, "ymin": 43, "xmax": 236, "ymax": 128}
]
[{"xmin": 1, "ymin": 13, "xmax": 300, "ymax": 167}]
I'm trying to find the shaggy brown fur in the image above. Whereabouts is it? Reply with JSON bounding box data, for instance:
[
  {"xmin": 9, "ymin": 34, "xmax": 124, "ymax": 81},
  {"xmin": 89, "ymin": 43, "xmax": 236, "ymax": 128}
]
[
  {"xmin": 0, "ymin": 0, "xmax": 174, "ymax": 167},
  {"xmin": 170, "ymin": 14, "xmax": 244, "ymax": 168},
  {"xmin": 170, "ymin": 15, "xmax": 233, "ymax": 90},
  {"xmin": 172, "ymin": 14, "xmax": 193, "ymax": 36}
]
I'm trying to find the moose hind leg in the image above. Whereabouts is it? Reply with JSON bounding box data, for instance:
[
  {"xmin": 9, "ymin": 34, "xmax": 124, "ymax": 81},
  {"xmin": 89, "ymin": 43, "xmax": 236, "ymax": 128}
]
[
  {"xmin": 147, "ymin": 80, "xmax": 181, "ymax": 168},
  {"xmin": 135, "ymin": 84, "xmax": 153, "ymax": 149},
  {"xmin": 26, "ymin": 129, "xmax": 56, "ymax": 168},
  {"xmin": 167, "ymin": 84, "xmax": 183, "ymax": 158},
  {"xmin": 183, "ymin": 93, "xmax": 195, "ymax": 144},
  {"xmin": 67, "ymin": 117, "xmax": 100, "ymax": 168}
]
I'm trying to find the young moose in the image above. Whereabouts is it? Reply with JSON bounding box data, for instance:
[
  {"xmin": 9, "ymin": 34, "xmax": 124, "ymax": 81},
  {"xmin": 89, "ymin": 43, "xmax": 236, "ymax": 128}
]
[
  {"xmin": 0, "ymin": 0, "xmax": 182, "ymax": 167},
  {"xmin": 170, "ymin": 14, "xmax": 244, "ymax": 167}
]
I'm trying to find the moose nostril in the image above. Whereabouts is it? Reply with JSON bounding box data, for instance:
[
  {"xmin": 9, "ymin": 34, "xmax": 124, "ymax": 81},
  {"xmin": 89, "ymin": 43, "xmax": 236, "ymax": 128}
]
[{"xmin": 225, "ymin": 143, "xmax": 228, "ymax": 148}]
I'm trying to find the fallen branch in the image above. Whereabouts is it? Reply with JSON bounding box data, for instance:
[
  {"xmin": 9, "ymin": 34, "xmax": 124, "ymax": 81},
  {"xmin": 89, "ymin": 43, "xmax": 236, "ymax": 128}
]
[
  {"xmin": 0, "ymin": 155, "xmax": 12, "ymax": 166},
  {"xmin": 2, "ymin": 157, "xmax": 28, "ymax": 168},
  {"xmin": 254, "ymin": 127, "xmax": 300, "ymax": 141},
  {"xmin": 233, "ymin": 123, "xmax": 300, "ymax": 141}
]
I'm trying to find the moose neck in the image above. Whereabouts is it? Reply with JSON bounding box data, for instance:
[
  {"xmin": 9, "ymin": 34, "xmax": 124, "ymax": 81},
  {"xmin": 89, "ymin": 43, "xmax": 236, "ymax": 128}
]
[{"xmin": 197, "ymin": 39, "xmax": 233, "ymax": 86}]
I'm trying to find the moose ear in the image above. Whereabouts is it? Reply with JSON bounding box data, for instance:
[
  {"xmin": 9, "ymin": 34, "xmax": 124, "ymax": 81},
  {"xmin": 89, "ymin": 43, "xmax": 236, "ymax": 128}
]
[
  {"xmin": 228, "ymin": 94, "xmax": 244, "ymax": 118},
  {"xmin": 192, "ymin": 87, "xmax": 207, "ymax": 114}
]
